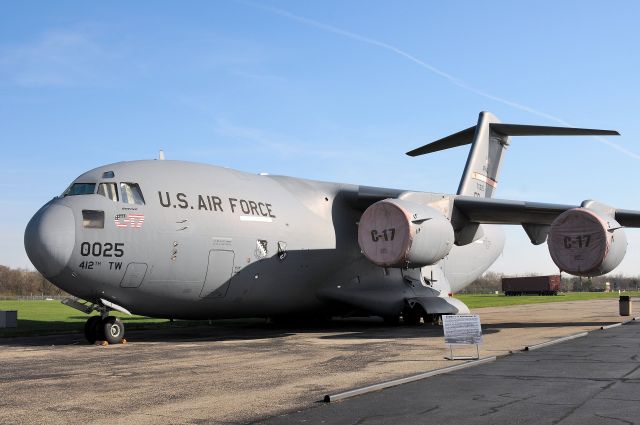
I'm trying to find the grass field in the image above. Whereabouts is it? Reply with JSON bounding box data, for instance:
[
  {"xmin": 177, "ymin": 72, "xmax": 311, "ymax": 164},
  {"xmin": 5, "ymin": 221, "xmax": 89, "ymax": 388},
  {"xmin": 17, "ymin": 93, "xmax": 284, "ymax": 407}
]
[
  {"xmin": 1, "ymin": 292, "xmax": 637, "ymax": 338},
  {"xmin": 0, "ymin": 300, "xmax": 207, "ymax": 338},
  {"xmin": 457, "ymin": 291, "xmax": 640, "ymax": 309}
]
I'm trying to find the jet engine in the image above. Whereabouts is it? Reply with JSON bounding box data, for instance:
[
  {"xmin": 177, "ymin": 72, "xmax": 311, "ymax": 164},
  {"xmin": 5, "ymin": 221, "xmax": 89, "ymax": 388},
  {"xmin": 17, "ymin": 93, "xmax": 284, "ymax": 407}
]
[
  {"xmin": 357, "ymin": 198, "xmax": 454, "ymax": 268},
  {"xmin": 548, "ymin": 208, "xmax": 627, "ymax": 277}
]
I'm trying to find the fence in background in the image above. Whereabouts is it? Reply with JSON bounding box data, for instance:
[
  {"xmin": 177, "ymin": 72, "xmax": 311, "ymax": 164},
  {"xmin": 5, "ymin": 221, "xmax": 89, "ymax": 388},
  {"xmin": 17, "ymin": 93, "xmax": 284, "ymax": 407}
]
[{"xmin": 0, "ymin": 295, "xmax": 67, "ymax": 301}]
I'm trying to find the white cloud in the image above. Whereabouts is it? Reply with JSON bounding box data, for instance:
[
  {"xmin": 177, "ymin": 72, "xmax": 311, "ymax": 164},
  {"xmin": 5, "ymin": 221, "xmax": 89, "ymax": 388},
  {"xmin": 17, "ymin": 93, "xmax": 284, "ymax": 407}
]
[
  {"xmin": 171, "ymin": 94, "xmax": 374, "ymax": 161},
  {"xmin": 212, "ymin": 117, "xmax": 354, "ymax": 159},
  {"xmin": 241, "ymin": 1, "xmax": 640, "ymax": 161},
  {"xmin": 0, "ymin": 28, "xmax": 115, "ymax": 87}
]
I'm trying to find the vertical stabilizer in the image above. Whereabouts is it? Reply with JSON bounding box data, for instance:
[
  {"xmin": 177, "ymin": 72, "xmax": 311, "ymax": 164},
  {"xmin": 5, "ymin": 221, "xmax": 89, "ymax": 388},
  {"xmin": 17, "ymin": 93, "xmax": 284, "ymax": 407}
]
[
  {"xmin": 405, "ymin": 111, "xmax": 618, "ymax": 199},
  {"xmin": 456, "ymin": 112, "xmax": 508, "ymax": 198}
]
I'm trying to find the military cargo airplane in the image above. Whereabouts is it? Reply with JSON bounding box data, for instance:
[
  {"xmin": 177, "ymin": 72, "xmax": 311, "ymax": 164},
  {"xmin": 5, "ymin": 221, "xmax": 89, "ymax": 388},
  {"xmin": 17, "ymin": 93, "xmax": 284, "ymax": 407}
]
[{"xmin": 24, "ymin": 111, "xmax": 640, "ymax": 344}]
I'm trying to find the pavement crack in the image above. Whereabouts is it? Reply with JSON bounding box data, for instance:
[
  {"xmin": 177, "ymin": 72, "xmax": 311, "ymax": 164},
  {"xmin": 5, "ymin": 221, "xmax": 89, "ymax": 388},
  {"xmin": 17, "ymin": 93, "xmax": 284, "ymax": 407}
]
[
  {"xmin": 594, "ymin": 413, "xmax": 635, "ymax": 425},
  {"xmin": 553, "ymin": 380, "xmax": 617, "ymax": 424},
  {"xmin": 349, "ymin": 405, "xmax": 440, "ymax": 425},
  {"xmin": 477, "ymin": 394, "xmax": 533, "ymax": 417},
  {"xmin": 623, "ymin": 363, "xmax": 640, "ymax": 378}
]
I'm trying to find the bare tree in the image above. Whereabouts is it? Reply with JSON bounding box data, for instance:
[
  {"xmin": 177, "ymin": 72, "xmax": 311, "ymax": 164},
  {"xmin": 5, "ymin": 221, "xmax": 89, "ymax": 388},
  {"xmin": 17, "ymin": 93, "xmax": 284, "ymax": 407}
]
[{"xmin": 0, "ymin": 265, "xmax": 66, "ymax": 297}]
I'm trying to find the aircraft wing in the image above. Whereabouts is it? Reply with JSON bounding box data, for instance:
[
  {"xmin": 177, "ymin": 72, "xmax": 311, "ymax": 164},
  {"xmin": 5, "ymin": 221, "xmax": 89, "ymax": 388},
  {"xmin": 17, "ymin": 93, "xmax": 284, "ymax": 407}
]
[
  {"xmin": 347, "ymin": 111, "xmax": 637, "ymax": 277},
  {"xmin": 453, "ymin": 196, "xmax": 640, "ymax": 227},
  {"xmin": 354, "ymin": 187, "xmax": 640, "ymax": 228},
  {"xmin": 351, "ymin": 186, "xmax": 640, "ymax": 249}
]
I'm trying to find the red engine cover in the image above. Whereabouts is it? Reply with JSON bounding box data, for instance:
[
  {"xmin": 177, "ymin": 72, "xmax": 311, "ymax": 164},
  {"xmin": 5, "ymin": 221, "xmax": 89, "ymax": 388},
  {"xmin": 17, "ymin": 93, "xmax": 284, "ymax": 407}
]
[
  {"xmin": 357, "ymin": 199, "xmax": 453, "ymax": 268},
  {"xmin": 548, "ymin": 208, "xmax": 626, "ymax": 276}
]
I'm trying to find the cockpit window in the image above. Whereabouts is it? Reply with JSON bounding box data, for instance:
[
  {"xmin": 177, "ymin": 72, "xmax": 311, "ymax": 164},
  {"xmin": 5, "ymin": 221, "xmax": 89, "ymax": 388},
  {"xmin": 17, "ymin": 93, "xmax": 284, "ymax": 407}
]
[
  {"xmin": 120, "ymin": 183, "xmax": 145, "ymax": 205},
  {"xmin": 97, "ymin": 183, "xmax": 119, "ymax": 202},
  {"xmin": 64, "ymin": 183, "xmax": 96, "ymax": 196}
]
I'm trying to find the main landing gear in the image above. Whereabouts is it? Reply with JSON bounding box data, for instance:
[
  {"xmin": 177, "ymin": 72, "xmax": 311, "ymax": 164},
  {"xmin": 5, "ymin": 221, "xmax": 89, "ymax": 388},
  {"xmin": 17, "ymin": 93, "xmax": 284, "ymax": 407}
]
[
  {"xmin": 383, "ymin": 306, "xmax": 425, "ymax": 326},
  {"xmin": 385, "ymin": 303, "xmax": 442, "ymax": 326},
  {"xmin": 84, "ymin": 315, "xmax": 125, "ymax": 344}
]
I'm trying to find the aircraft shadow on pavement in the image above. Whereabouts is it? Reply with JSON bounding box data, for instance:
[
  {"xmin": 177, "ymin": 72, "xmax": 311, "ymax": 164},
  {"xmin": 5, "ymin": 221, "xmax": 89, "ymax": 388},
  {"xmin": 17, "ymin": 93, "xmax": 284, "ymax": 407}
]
[
  {"xmin": 263, "ymin": 316, "xmax": 494, "ymax": 340},
  {"xmin": 0, "ymin": 317, "xmax": 500, "ymax": 346},
  {"xmin": 317, "ymin": 326, "xmax": 499, "ymax": 340},
  {"xmin": 0, "ymin": 319, "xmax": 295, "ymax": 346},
  {"xmin": 485, "ymin": 321, "xmax": 617, "ymax": 329},
  {"xmin": 3, "ymin": 317, "xmax": 611, "ymax": 347}
]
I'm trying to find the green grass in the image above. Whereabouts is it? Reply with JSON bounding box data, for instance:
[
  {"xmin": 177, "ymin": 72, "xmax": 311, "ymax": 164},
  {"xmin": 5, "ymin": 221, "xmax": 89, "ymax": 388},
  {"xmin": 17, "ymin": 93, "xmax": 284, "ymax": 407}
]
[
  {"xmin": 0, "ymin": 300, "xmax": 207, "ymax": 338},
  {"xmin": 457, "ymin": 291, "xmax": 640, "ymax": 309},
  {"xmin": 1, "ymin": 292, "xmax": 637, "ymax": 338}
]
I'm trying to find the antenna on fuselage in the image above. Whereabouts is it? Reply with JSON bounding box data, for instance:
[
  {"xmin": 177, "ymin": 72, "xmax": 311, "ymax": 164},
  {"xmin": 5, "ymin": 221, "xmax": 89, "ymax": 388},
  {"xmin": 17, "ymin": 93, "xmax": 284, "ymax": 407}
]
[{"xmin": 158, "ymin": 150, "xmax": 165, "ymax": 160}]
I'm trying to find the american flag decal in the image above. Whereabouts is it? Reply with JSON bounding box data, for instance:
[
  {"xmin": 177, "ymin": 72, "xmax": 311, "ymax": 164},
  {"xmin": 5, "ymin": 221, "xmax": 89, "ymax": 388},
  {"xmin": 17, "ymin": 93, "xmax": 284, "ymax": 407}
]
[{"xmin": 115, "ymin": 213, "xmax": 145, "ymax": 229}]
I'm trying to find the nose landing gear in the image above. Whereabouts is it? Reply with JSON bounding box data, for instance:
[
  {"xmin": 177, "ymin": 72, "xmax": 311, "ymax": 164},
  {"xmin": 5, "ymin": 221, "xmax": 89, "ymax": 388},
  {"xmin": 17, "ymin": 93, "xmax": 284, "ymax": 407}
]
[
  {"xmin": 84, "ymin": 315, "xmax": 125, "ymax": 344},
  {"xmin": 83, "ymin": 316, "xmax": 102, "ymax": 343},
  {"xmin": 62, "ymin": 297, "xmax": 128, "ymax": 344},
  {"xmin": 102, "ymin": 316, "xmax": 125, "ymax": 344}
]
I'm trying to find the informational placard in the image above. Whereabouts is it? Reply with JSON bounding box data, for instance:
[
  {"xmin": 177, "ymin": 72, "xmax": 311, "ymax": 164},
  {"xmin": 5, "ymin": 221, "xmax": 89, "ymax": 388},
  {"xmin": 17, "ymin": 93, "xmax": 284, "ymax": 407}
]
[{"xmin": 442, "ymin": 314, "xmax": 482, "ymax": 345}]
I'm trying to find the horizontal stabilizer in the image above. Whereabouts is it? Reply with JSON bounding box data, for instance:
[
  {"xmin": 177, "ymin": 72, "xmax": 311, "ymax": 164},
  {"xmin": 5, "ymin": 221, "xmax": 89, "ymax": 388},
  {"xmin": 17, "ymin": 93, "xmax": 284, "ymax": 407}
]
[
  {"xmin": 407, "ymin": 123, "xmax": 619, "ymax": 157},
  {"xmin": 406, "ymin": 126, "xmax": 475, "ymax": 157},
  {"xmin": 491, "ymin": 124, "xmax": 619, "ymax": 137}
]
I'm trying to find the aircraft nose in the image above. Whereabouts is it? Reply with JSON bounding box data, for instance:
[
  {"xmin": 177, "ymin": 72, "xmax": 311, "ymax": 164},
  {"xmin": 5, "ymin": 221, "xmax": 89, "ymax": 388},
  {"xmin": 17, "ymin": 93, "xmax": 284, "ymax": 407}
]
[{"xmin": 24, "ymin": 203, "xmax": 76, "ymax": 278}]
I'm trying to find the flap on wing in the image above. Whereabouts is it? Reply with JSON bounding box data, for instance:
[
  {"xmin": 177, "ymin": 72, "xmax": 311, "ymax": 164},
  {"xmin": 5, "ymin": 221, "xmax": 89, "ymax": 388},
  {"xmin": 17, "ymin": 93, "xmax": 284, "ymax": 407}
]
[
  {"xmin": 522, "ymin": 223, "xmax": 550, "ymax": 245},
  {"xmin": 454, "ymin": 197, "xmax": 575, "ymax": 225},
  {"xmin": 611, "ymin": 209, "xmax": 640, "ymax": 227}
]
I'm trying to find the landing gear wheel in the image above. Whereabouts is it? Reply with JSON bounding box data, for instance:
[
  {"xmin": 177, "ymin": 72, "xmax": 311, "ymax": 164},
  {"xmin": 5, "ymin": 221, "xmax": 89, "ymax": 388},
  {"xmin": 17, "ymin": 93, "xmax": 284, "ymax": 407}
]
[
  {"xmin": 101, "ymin": 316, "xmax": 125, "ymax": 344},
  {"xmin": 424, "ymin": 314, "xmax": 442, "ymax": 326},
  {"xmin": 84, "ymin": 316, "xmax": 102, "ymax": 344},
  {"xmin": 403, "ymin": 306, "xmax": 423, "ymax": 326},
  {"xmin": 383, "ymin": 315, "xmax": 401, "ymax": 326}
]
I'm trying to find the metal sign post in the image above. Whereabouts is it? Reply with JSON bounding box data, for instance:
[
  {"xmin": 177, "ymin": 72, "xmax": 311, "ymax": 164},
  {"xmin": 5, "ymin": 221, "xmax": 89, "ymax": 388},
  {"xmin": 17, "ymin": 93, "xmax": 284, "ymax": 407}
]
[{"xmin": 442, "ymin": 314, "xmax": 482, "ymax": 360}]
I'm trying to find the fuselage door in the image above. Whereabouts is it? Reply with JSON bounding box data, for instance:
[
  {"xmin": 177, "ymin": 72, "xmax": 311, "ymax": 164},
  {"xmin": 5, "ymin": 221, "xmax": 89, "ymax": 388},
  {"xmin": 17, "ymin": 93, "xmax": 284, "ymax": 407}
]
[
  {"xmin": 200, "ymin": 250, "xmax": 235, "ymax": 298},
  {"xmin": 120, "ymin": 263, "xmax": 148, "ymax": 288}
]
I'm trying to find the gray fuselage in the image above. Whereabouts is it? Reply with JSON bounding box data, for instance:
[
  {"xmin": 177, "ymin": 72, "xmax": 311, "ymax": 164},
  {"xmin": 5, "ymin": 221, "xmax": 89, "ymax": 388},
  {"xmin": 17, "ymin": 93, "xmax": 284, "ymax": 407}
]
[{"xmin": 25, "ymin": 160, "xmax": 504, "ymax": 319}]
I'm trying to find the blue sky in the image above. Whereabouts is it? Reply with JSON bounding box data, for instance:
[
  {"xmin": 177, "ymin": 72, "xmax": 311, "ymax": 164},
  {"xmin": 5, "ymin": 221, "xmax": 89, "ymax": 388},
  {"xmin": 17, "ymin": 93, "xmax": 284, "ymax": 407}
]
[{"xmin": 2, "ymin": 1, "xmax": 639, "ymax": 275}]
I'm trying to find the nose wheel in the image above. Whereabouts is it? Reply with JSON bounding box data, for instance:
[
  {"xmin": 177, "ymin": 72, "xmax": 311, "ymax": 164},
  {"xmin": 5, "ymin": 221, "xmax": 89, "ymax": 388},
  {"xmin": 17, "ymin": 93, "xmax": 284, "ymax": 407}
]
[
  {"xmin": 84, "ymin": 316, "xmax": 102, "ymax": 343},
  {"xmin": 84, "ymin": 316, "xmax": 125, "ymax": 344}
]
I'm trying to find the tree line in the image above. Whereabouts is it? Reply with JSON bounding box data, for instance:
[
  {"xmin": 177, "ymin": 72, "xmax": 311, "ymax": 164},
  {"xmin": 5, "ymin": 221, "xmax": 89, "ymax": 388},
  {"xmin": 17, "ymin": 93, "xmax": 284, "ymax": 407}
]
[
  {"xmin": 1, "ymin": 264, "xmax": 639, "ymax": 297},
  {"xmin": 0, "ymin": 265, "xmax": 66, "ymax": 297},
  {"xmin": 460, "ymin": 271, "xmax": 640, "ymax": 294}
]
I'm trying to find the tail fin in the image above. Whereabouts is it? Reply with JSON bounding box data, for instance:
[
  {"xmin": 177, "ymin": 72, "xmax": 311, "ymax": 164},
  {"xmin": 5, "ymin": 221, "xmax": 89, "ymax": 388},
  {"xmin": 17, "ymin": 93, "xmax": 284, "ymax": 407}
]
[{"xmin": 406, "ymin": 111, "xmax": 619, "ymax": 198}]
